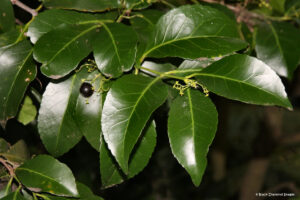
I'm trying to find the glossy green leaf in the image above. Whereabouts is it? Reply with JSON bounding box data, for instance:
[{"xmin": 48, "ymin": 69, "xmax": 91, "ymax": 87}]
[
  {"xmin": 17, "ymin": 96, "xmax": 37, "ymax": 125},
  {"xmin": 0, "ymin": 40, "xmax": 36, "ymax": 128},
  {"xmin": 0, "ymin": 29, "xmax": 19, "ymax": 47},
  {"xmin": 100, "ymin": 122, "xmax": 156, "ymax": 188},
  {"xmin": 93, "ymin": 23, "xmax": 137, "ymax": 77},
  {"xmin": 43, "ymin": 0, "xmax": 119, "ymax": 12},
  {"xmin": 141, "ymin": 61, "xmax": 176, "ymax": 77},
  {"xmin": 192, "ymin": 54, "xmax": 292, "ymax": 109},
  {"xmin": 0, "ymin": 0, "xmax": 15, "ymax": 32},
  {"xmin": 77, "ymin": 182, "xmax": 104, "ymax": 200},
  {"xmin": 0, "ymin": 140, "xmax": 30, "ymax": 163},
  {"xmin": 130, "ymin": 10, "xmax": 164, "ymax": 59},
  {"xmin": 168, "ymin": 89, "xmax": 218, "ymax": 186},
  {"xmin": 28, "ymin": 9, "xmax": 117, "ymax": 44},
  {"xmin": 33, "ymin": 24, "xmax": 98, "ymax": 79},
  {"xmin": 38, "ymin": 75, "xmax": 83, "ymax": 157},
  {"xmin": 0, "ymin": 191, "xmax": 26, "ymax": 200},
  {"xmin": 15, "ymin": 155, "xmax": 78, "ymax": 197},
  {"xmin": 255, "ymin": 22, "xmax": 300, "ymax": 78},
  {"xmin": 139, "ymin": 4, "xmax": 247, "ymax": 63},
  {"xmin": 74, "ymin": 68, "xmax": 104, "ymax": 151},
  {"xmin": 102, "ymin": 74, "xmax": 167, "ymax": 172},
  {"xmin": 42, "ymin": 183, "xmax": 104, "ymax": 200}
]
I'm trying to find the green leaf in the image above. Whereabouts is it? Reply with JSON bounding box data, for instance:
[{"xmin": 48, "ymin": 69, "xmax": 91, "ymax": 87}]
[
  {"xmin": 255, "ymin": 22, "xmax": 300, "ymax": 78},
  {"xmin": 37, "ymin": 75, "xmax": 83, "ymax": 157},
  {"xmin": 77, "ymin": 182, "xmax": 104, "ymax": 200},
  {"xmin": 168, "ymin": 89, "xmax": 218, "ymax": 186},
  {"xmin": 43, "ymin": 0, "xmax": 119, "ymax": 12},
  {"xmin": 17, "ymin": 96, "xmax": 37, "ymax": 125},
  {"xmin": 15, "ymin": 155, "xmax": 78, "ymax": 197},
  {"xmin": 102, "ymin": 74, "xmax": 167, "ymax": 173},
  {"xmin": 42, "ymin": 0, "xmax": 150, "ymax": 11},
  {"xmin": 93, "ymin": 23, "xmax": 137, "ymax": 77},
  {"xmin": 139, "ymin": 4, "xmax": 247, "ymax": 63},
  {"xmin": 270, "ymin": 0, "xmax": 286, "ymax": 13},
  {"xmin": 141, "ymin": 61, "xmax": 176, "ymax": 77},
  {"xmin": 74, "ymin": 68, "xmax": 104, "ymax": 151},
  {"xmin": 0, "ymin": 140, "xmax": 30, "ymax": 163},
  {"xmin": 130, "ymin": 10, "xmax": 164, "ymax": 59},
  {"xmin": 0, "ymin": 29, "xmax": 19, "ymax": 47},
  {"xmin": 0, "ymin": 191, "xmax": 26, "ymax": 200},
  {"xmin": 0, "ymin": 0, "xmax": 15, "ymax": 32},
  {"xmin": 191, "ymin": 54, "xmax": 292, "ymax": 109},
  {"xmin": 33, "ymin": 24, "xmax": 98, "ymax": 79},
  {"xmin": 100, "ymin": 121, "xmax": 156, "ymax": 188},
  {"xmin": 0, "ymin": 40, "xmax": 36, "ymax": 128},
  {"xmin": 0, "ymin": 138, "xmax": 10, "ymax": 152},
  {"xmin": 28, "ymin": 9, "xmax": 117, "ymax": 44}
]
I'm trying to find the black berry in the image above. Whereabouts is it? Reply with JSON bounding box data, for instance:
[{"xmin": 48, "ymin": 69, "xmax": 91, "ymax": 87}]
[{"xmin": 80, "ymin": 82, "xmax": 94, "ymax": 97}]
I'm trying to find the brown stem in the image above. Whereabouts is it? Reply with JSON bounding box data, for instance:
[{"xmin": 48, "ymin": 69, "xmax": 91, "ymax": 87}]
[
  {"xmin": 200, "ymin": 0, "xmax": 264, "ymax": 30},
  {"xmin": 10, "ymin": 0, "xmax": 38, "ymax": 16},
  {"xmin": 0, "ymin": 157, "xmax": 15, "ymax": 177}
]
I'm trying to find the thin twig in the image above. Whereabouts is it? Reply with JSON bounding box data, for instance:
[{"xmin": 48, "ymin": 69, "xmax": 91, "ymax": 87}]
[
  {"xmin": 10, "ymin": 0, "xmax": 38, "ymax": 16},
  {"xmin": 0, "ymin": 157, "xmax": 15, "ymax": 177}
]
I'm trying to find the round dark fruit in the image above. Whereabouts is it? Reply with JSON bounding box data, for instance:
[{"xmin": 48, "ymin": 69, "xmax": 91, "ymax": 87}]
[{"xmin": 80, "ymin": 82, "xmax": 94, "ymax": 97}]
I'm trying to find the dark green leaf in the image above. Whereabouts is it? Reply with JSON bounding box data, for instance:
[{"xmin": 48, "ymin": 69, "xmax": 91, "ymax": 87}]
[
  {"xmin": 0, "ymin": 138, "xmax": 9, "ymax": 152},
  {"xmin": 0, "ymin": 29, "xmax": 19, "ymax": 47},
  {"xmin": 93, "ymin": 23, "xmax": 137, "ymax": 77},
  {"xmin": 270, "ymin": 0, "xmax": 286, "ymax": 13},
  {"xmin": 17, "ymin": 96, "xmax": 37, "ymax": 125},
  {"xmin": 255, "ymin": 22, "xmax": 300, "ymax": 78},
  {"xmin": 130, "ymin": 10, "xmax": 164, "ymax": 59},
  {"xmin": 77, "ymin": 182, "xmax": 104, "ymax": 200},
  {"xmin": 0, "ymin": 191, "xmax": 26, "ymax": 200},
  {"xmin": 192, "ymin": 54, "xmax": 292, "ymax": 109},
  {"xmin": 34, "ymin": 24, "xmax": 98, "ymax": 79},
  {"xmin": 74, "ymin": 68, "xmax": 104, "ymax": 151},
  {"xmin": 102, "ymin": 74, "xmax": 167, "ymax": 173},
  {"xmin": 28, "ymin": 9, "xmax": 117, "ymax": 44},
  {"xmin": 15, "ymin": 155, "xmax": 78, "ymax": 197},
  {"xmin": 168, "ymin": 89, "xmax": 218, "ymax": 186},
  {"xmin": 43, "ymin": 0, "xmax": 119, "ymax": 12},
  {"xmin": 0, "ymin": 0, "xmax": 15, "ymax": 32},
  {"xmin": 139, "ymin": 5, "xmax": 247, "ymax": 63},
  {"xmin": 37, "ymin": 75, "xmax": 83, "ymax": 157},
  {"xmin": 42, "ymin": 0, "xmax": 150, "ymax": 11},
  {"xmin": 201, "ymin": 2, "xmax": 236, "ymax": 20},
  {"xmin": 100, "ymin": 122, "xmax": 156, "ymax": 188},
  {"xmin": 0, "ymin": 40, "xmax": 36, "ymax": 128},
  {"xmin": 0, "ymin": 140, "xmax": 30, "ymax": 163},
  {"xmin": 141, "ymin": 61, "xmax": 176, "ymax": 76}
]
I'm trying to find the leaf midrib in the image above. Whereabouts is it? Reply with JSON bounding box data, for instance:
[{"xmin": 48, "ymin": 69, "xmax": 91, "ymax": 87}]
[
  {"xmin": 140, "ymin": 35, "xmax": 242, "ymax": 62},
  {"xmin": 122, "ymin": 76, "xmax": 161, "ymax": 169},
  {"xmin": 54, "ymin": 75, "xmax": 77, "ymax": 153},
  {"xmin": 268, "ymin": 22, "xmax": 287, "ymax": 66},
  {"xmin": 16, "ymin": 167, "xmax": 71, "ymax": 193},
  {"xmin": 45, "ymin": 24, "xmax": 98, "ymax": 65},
  {"xmin": 101, "ymin": 23, "xmax": 122, "ymax": 65},
  {"xmin": 196, "ymin": 72, "xmax": 289, "ymax": 107},
  {"xmin": 3, "ymin": 48, "xmax": 33, "ymax": 119},
  {"xmin": 187, "ymin": 89, "xmax": 196, "ymax": 163}
]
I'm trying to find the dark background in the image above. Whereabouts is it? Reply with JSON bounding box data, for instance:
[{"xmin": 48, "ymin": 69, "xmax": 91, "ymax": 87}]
[{"xmin": 1, "ymin": 0, "xmax": 300, "ymax": 199}]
